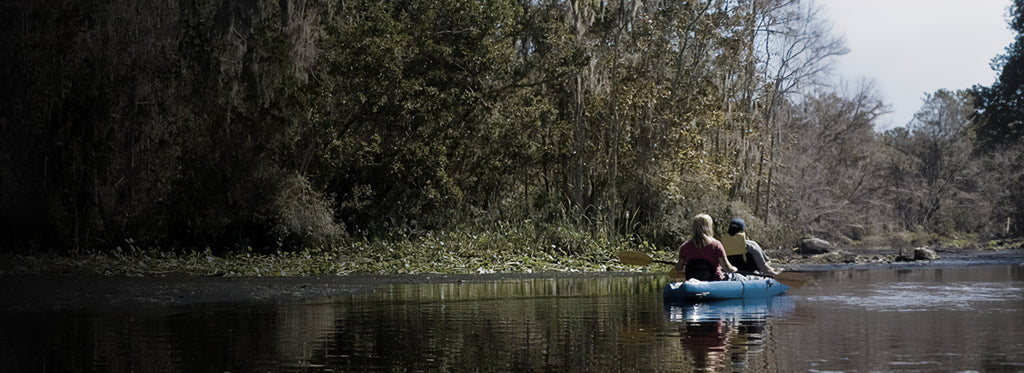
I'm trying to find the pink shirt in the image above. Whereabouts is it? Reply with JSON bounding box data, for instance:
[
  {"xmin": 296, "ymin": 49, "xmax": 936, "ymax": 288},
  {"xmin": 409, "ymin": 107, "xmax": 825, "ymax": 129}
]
[{"xmin": 677, "ymin": 239, "xmax": 728, "ymax": 280}]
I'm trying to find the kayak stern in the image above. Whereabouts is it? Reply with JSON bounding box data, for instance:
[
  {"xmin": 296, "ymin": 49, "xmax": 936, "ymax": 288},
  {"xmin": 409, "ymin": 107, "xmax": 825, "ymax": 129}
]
[{"xmin": 663, "ymin": 278, "xmax": 790, "ymax": 301}]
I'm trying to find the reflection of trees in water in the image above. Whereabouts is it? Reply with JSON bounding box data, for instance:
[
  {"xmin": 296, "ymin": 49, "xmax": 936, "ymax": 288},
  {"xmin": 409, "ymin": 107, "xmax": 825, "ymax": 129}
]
[
  {"xmin": 308, "ymin": 276, "xmax": 671, "ymax": 371},
  {"xmin": 1, "ymin": 304, "xmax": 339, "ymax": 372},
  {"xmin": 18, "ymin": 266, "xmax": 1024, "ymax": 372},
  {"xmin": 3, "ymin": 278, "xmax": 801, "ymax": 371},
  {"xmin": 0, "ymin": 276, "xmax": 660, "ymax": 371}
]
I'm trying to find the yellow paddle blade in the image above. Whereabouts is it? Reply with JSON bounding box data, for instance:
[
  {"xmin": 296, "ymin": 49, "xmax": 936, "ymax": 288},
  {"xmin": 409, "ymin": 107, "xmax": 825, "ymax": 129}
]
[
  {"xmin": 775, "ymin": 271, "xmax": 810, "ymax": 288},
  {"xmin": 667, "ymin": 268, "xmax": 685, "ymax": 280},
  {"xmin": 617, "ymin": 251, "xmax": 655, "ymax": 266}
]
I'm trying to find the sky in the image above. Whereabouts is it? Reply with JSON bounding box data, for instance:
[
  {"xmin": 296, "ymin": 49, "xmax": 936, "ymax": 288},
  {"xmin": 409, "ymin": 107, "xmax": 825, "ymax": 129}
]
[{"xmin": 818, "ymin": 0, "xmax": 1016, "ymax": 131}]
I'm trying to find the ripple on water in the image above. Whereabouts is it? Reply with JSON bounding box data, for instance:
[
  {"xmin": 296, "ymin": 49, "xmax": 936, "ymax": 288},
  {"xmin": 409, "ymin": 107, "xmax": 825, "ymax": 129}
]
[{"xmin": 808, "ymin": 282, "xmax": 1024, "ymax": 312}]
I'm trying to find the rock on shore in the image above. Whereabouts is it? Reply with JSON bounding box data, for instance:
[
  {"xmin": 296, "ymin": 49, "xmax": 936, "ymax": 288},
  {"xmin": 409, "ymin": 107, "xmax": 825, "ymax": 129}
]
[
  {"xmin": 896, "ymin": 247, "xmax": 940, "ymax": 262},
  {"xmin": 798, "ymin": 237, "xmax": 835, "ymax": 255}
]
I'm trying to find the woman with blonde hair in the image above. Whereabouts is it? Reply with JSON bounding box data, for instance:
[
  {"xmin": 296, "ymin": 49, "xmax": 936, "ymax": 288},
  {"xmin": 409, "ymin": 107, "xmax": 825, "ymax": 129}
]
[{"xmin": 674, "ymin": 214, "xmax": 738, "ymax": 281}]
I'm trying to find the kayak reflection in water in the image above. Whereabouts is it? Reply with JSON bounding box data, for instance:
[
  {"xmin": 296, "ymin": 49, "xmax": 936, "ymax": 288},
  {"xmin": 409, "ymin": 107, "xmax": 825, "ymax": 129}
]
[
  {"xmin": 679, "ymin": 320, "xmax": 730, "ymax": 369},
  {"xmin": 667, "ymin": 297, "xmax": 796, "ymax": 371},
  {"xmin": 721, "ymin": 217, "xmax": 780, "ymax": 276},
  {"xmin": 674, "ymin": 214, "xmax": 739, "ymax": 281}
]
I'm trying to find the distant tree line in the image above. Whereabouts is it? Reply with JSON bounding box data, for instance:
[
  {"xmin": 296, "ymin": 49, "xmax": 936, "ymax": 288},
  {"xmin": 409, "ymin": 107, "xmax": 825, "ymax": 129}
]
[{"xmin": 1, "ymin": 0, "xmax": 1021, "ymax": 254}]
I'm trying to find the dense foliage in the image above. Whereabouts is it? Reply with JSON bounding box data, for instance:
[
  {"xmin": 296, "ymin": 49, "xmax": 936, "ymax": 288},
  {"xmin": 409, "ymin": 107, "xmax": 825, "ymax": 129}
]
[
  {"xmin": 975, "ymin": 0, "xmax": 1024, "ymax": 146},
  {"xmin": 1, "ymin": 0, "xmax": 1021, "ymax": 258},
  {"xmin": 973, "ymin": 0, "xmax": 1024, "ymax": 235}
]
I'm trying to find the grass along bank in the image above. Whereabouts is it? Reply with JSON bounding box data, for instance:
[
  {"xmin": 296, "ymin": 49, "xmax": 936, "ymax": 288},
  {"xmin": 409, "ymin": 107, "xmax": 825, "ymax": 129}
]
[
  {"xmin": 4, "ymin": 228, "xmax": 1021, "ymax": 277},
  {"xmin": 0, "ymin": 229, "xmax": 663, "ymax": 277}
]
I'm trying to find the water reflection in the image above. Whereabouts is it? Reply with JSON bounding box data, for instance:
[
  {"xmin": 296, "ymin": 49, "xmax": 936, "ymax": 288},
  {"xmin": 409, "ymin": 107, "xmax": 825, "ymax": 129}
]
[
  {"xmin": 665, "ymin": 297, "xmax": 796, "ymax": 371},
  {"xmin": 666, "ymin": 297, "xmax": 796, "ymax": 323},
  {"xmin": 805, "ymin": 265, "xmax": 1024, "ymax": 312},
  {"xmin": 3, "ymin": 265, "xmax": 1023, "ymax": 372},
  {"xmin": 1, "ymin": 275, "xmax": 679, "ymax": 372},
  {"xmin": 310, "ymin": 275, "xmax": 669, "ymax": 371},
  {"xmin": 789, "ymin": 264, "xmax": 1024, "ymax": 372}
]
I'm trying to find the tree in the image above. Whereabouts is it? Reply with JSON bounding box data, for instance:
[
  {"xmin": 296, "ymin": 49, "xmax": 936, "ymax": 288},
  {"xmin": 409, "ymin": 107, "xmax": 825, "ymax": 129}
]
[
  {"xmin": 974, "ymin": 0, "xmax": 1024, "ymax": 146},
  {"xmin": 3, "ymin": 0, "xmax": 943, "ymax": 253},
  {"xmin": 776, "ymin": 82, "xmax": 888, "ymax": 240},
  {"xmin": 973, "ymin": 0, "xmax": 1024, "ymax": 236},
  {"xmin": 884, "ymin": 90, "xmax": 985, "ymax": 233},
  {"xmin": 750, "ymin": 0, "xmax": 848, "ymax": 224}
]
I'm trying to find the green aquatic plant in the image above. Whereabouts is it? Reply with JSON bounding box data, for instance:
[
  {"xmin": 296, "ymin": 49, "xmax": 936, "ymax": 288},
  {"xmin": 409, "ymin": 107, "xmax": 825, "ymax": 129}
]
[{"xmin": 1, "ymin": 228, "xmax": 657, "ymax": 277}]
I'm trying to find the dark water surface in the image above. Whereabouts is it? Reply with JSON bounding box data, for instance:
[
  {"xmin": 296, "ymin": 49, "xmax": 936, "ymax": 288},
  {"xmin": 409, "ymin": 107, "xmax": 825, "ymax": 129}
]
[{"xmin": 3, "ymin": 265, "xmax": 1023, "ymax": 372}]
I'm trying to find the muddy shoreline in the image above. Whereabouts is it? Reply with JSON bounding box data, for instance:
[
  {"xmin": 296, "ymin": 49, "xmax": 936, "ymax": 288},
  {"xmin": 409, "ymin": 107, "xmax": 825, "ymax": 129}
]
[{"xmin": 3, "ymin": 249, "xmax": 1022, "ymax": 313}]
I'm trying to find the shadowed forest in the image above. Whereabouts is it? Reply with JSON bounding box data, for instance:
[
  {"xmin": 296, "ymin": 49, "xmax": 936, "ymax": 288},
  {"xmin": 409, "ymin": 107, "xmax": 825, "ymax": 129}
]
[{"xmin": 2, "ymin": 0, "xmax": 1022, "ymax": 257}]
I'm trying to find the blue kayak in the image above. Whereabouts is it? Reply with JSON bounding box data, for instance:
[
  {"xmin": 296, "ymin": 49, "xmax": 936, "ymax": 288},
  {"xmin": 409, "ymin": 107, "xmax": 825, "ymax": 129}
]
[{"xmin": 663, "ymin": 277, "xmax": 790, "ymax": 301}]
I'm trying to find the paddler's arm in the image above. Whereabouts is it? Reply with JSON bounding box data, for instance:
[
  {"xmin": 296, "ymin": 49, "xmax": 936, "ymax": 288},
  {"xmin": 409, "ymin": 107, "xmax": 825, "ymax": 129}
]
[
  {"xmin": 746, "ymin": 240, "xmax": 780, "ymax": 275},
  {"xmin": 719, "ymin": 254, "xmax": 738, "ymax": 273},
  {"xmin": 674, "ymin": 247, "xmax": 686, "ymax": 274}
]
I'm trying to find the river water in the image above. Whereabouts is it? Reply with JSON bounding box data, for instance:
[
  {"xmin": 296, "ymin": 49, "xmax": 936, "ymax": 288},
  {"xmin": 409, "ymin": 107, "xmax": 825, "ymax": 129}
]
[{"xmin": 3, "ymin": 264, "xmax": 1023, "ymax": 372}]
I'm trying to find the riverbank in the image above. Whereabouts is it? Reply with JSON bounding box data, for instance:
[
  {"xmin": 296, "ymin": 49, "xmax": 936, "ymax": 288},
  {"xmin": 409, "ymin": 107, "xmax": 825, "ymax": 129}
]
[
  {"xmin": 774, "ymin": 238, "xmax": 1024, "ymax": 270},
  {"xmin": 2, "ymin": 244, "xmax": 1022, "ymax": 313}
]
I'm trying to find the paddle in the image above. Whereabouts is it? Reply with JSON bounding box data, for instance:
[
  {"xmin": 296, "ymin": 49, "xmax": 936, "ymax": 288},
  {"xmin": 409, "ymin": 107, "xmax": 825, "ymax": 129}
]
[
  {"xmin": 617, "ymin": 250, "xmax": 809, "ymax": 288},
  {"xmin": 617, "ymin": 250, "xmax": 676, "ymax": 266},
  {"xmin": 765, "ymin": 271, "xmax": 810, "ymax": 288}
]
